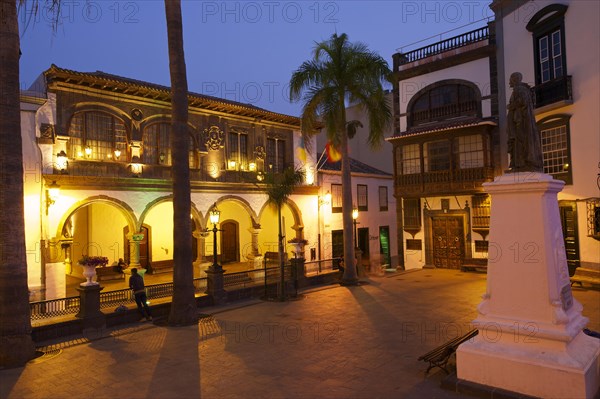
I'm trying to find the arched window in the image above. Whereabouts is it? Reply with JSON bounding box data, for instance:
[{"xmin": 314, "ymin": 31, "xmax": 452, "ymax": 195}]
[
  {"xmin": 68, "ymin": 111, "xmax": 127, "ymax": 161},
  {"xmin": 408, "ymin": 82, "xmax": 480, "ymax": 127},
  {"xmin": 143, "ymin": 122, "xmax": 197, "ymax": 168},
  {"xmin": 143, "ymin": 122, "xmax": 171, "ymax": 165}
]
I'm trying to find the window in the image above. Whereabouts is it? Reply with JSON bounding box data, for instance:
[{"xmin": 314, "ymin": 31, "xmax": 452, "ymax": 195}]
[
  {"xmin": 472, "ymin": 194, "xmax": 491, "ymax": 229},
  {"xmin": 331, "ymin": 230, "xmax": 344, "ymax": 259},
  {"xmin": 403, "ymin": 198, "xmax": 421, "ymax": 230},
  {"xmin": 379, "ymin": 186, "xmax": 388, "ymax": 211},
  {"xmin": 68, "ymin": 111, "xmax": 127, "ymax": 161},
  {"xmin": 228, "ymin": 130, "xmax": 248, "ymax": 170},
  {"xmin": 538, "ymin": 114, "xmax": 572, "ymax": 184},
  {"xmin": 408, "ymin": 82, "xmax": 479, "ymax": 127},
  {"xmin": 455, "ymin": 135, "xmax": 484, "ymax": 169},
  {"xmin": 143, "ymin": 123, "xmax": 171, "ymax": 165},
  {"xmin": 587, "ymin": 199, "xmax": 600, "ymax": 239},
  {"xmin": 266, "ymin": 137, "xmax": 286, "ymax": 173},
  {"xmin": 331, "ymin": 184, "xmax": 342, "ymax": 213},
  {"xmin": 526, "ymin": 4, "xmax": 568, "ymax": 86},
  {"xmin": 357, "ymin": 185, "xmax": 368, "ymax": 211},
  {"xmin": 396, "ymin": 144, "xmax": 421, "ymax": 175},
  {"xmin": 424, "ymin": 140, "xmax": 451, "ymax": 172}
]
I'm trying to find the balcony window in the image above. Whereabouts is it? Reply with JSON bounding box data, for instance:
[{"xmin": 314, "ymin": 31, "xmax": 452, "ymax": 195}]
[
  {"xmin": 68, "ymin": 111, "xmax": 127, "ymax": 161},
  {"xmin": 379, "ymin": 186, "xmax": 388, "ymax": 212},
  {"xmin": 538, "ymin": 114, "xmax": 572, "ymax": 184},
  {"xmin": 266, "ymin": 137, "xmax": 286, "ymax": 173},
  {"xmin": 424, "ymin": 140, "xmax": 451, "ymax": 172},
  {"xmin": 331, "ymin": 184, "xmax": 342, "ymax": 213},
  {"xmin": 396, "ymin": 144, "xmax": 421, "ymax": 175},
  {"xmin": 403, "ymin": 198, "xmax": 421, "ymax": 230},
  {"xmin": 471, "ymin": 194, "xmax": 491, "ymax": 229},
  {"xmin": 455, "ymin": 135, "xmax": 484, "ymax": 169},
  {"xmin": 408, "ymin": 82, "xmax": 479, "ymax": 127},
  {"xmin": 143, "ymin": 123, "xmax": 171, "ymax": 165},
  {"xmin": 228, "ymin": 130, "xmax": 248, "ymax": 170},
  {"xmin": 357, "ymin": 184, "xmax": 368, "ymax": 212}
]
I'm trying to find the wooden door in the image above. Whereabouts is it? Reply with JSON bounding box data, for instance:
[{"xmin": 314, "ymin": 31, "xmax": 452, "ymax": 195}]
[
  {"xmin": 220, "ymin": 221, "xmax": 238, "ymax": 264},
  {"xmin": 559, "ymin": 201, "xmax": 580, "ymax": 276},
  {"xmin": 432, "ymin": 217, "xmax": 464, "ymax": 269}
]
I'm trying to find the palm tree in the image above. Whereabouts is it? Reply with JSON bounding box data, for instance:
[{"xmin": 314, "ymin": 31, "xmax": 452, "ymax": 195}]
[
  {"xmin": 290, "ymin": 33, "xmax": 392, "ymax": 285},
  {"xmin": 164, "ymin": 0, "xmax": 196, "ymax": 325},
  {"xmin": 0, "ymin": 0, "xmax": 36, "ymax": 367},
  {"xmin": 263, "ymin": 168, "xmax": 305, "ymax": 300}
]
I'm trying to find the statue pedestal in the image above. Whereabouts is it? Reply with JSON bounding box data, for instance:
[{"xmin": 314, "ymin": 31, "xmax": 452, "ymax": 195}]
[{"xmin": 457, "ymin": 173, "xmax": 600, "ymax": 398}]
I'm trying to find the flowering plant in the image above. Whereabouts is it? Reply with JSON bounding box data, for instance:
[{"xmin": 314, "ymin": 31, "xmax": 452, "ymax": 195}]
[{"xmin": 78, "ymin": 255, "xmax": 109, "ymax": 267}]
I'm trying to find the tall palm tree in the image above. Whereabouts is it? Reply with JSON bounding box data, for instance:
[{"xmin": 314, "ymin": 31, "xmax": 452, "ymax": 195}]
[
  {"xmin": 0, "ymin": 0, "xmax": 36, "ymax": 367},
  {"xmin": 263, "ymin": 168, "xmax": 305, "ymax": 300},
  {"xmin": 290, "ymin": 33, "xmax": 391, "ymax": 285},
  {"xmin": 164, "ymin": 0, "xmax": 196, "ymax": 325}
]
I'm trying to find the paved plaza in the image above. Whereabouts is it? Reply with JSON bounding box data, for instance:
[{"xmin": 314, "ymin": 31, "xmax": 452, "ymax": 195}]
[{"xmin": 1, "ymin": 269, "xmax": 598, "ymax": 399}]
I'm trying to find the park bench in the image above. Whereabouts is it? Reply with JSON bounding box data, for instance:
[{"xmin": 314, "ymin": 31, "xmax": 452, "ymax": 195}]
[
  {"xmin": 460, "ymin": 258, "xmax": 488, "ymax": 273},
  {"xmin": 570, "ymin": 265, "xmax": 600, "ymax": 289},
  {"xmin": 148, "ymin": 259, "xmax": 174, "ymax": 274},
  {"xmin": 418, "ymin": 328, "xmax": 478, "ymax": 374}
]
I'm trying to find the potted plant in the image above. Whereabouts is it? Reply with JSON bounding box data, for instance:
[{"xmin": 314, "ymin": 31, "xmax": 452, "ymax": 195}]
[{"xmin": 78, "ymin": 255, "xmax": 108, "ymax": 286}]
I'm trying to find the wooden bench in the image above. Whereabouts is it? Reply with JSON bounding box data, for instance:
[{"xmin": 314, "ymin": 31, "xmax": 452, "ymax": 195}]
[
  {"xmin": 96, "ymin": 266, "xmax": 124, "ymax": 281},
  {"xmin": 570, "ymin": 266, "xmax": 600, "ymax": 289},
  {"xmin": 418, "ymin": 328, "xmax": 478, "ymax": 374},
  {"xmin": 148, "ymin": 259, "xmax": 174, "ymax": 274}
]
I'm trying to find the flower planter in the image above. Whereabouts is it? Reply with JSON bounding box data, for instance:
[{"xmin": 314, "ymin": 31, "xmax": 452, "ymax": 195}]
[{"xmin": 80, "ymin": 264, "xmax": 99, "ymax": 286}]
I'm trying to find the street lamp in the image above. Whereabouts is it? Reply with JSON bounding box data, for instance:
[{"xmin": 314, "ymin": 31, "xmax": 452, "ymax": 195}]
[
  {"xmin": 352, "ymin": 206, "xmax": 359, "ymax": 249},
  {"xmin": 209, "ymin": 203, "xmax": 222, "ymax": 272}
]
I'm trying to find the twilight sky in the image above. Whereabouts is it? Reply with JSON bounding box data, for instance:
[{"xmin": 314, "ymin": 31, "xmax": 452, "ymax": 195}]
[{"xmin": 19, "ymin": 0, "xmax": 493, "ymax": 116}]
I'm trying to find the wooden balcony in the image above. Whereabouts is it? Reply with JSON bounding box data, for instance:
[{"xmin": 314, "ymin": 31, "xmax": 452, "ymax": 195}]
[
  {"xmin": 533, "ymin": 75, "xmax": 572, "ymax": 109},
  {"xmin": 395, "ymin": 167, "xmax": 494, "ymax": 196}
]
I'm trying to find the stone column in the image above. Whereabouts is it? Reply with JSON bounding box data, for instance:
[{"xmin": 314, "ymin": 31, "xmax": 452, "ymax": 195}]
[
  {"xmin": 249, "ymin": 225, "xmax": 261, "ymax": 258},
  {"xmin": 76, "ymin": 285, "xmax": 106, "ymax": 329},
  {"xmin": 457, "ymin": 173, "xmax": 600, "ymax": 398},
  {"xmin": 128, "ymin": 233, "xmax": 143, "ymax": 268}
]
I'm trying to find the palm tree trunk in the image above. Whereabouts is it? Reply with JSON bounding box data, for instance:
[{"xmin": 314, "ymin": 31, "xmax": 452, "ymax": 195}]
[
  {"xmin": 340, "ymin": 129, "xmax": 358, "ymax": 284},
  {"xmin": 278, "ymin": 205, "xmax": 285, "ymax": 300},
  {"xmin": 165, "ymin": 0, "xmax": 196, "ymax": 325},
  {"xmin": 0, "ymin": 0, "xmax": 35, "ymax": 367}
]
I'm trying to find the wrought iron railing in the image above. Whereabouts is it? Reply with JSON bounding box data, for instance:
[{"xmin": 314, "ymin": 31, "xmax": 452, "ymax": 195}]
[
  {"xmin": 304, "ymin": 258, "xmax": 342, "ymax": 275},
  {"xmin": 399, "ymin": 26, "xmax": 489, "ymax": 65},
  {"xmin": 30, "ymin": 277, "xmax": 208, "ymax": 321},
  {"xmin": 30, "ymin": 296, "xmax": 80, "ymax": 320}
]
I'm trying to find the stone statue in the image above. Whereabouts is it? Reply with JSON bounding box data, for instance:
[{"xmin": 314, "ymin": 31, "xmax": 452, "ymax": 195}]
[{"xmin": 507, "ymin": 72, "xmax": 544, "ymax": 172}]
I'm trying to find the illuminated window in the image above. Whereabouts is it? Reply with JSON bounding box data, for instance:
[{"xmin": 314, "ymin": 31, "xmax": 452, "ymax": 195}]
[{"xmin": 68, "ymin": 111, "xmax": 127, "ymax": 161}]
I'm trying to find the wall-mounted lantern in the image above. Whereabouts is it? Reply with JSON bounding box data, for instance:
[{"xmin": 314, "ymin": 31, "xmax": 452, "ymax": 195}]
[
  {"xmin": 130, "ymin": 155, "xmax": 143, "ymax": 177},
  {"xmin": 56, "ymin": 150, "xmax": 68, "ymax": 173}
]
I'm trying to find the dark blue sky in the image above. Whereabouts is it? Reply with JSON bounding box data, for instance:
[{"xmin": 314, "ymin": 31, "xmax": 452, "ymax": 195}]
[{"xmin": 19, "ymin": 0, "xmax": 493, "ymax": 116}]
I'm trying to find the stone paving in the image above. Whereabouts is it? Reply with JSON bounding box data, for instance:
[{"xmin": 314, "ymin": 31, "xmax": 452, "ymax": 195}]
[{"xmin": 1, "ymin": 269, "xmax": 598, "ymax": 399}]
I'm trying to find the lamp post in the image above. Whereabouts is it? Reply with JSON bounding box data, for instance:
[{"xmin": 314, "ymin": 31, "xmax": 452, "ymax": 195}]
[
  {"xmin": 352, "ymin": 206, "xmax": 359, "ymax": 250},
  {"xmin": 209, "ymin": 203, "xmax": 222, "ymax": 272}
]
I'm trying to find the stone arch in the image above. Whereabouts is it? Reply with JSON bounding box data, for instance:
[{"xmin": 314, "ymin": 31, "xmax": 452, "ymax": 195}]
[
  {"xmin": 257, "ymin": 197, "xmax": 304, "ymax": 237},
  {"xmin": 206, "ymin": 195, "xmax": 260, "ymax": 227},
  {"xmin": 54, "ymin": 195, "xmax": 138, "ymax": 240}
]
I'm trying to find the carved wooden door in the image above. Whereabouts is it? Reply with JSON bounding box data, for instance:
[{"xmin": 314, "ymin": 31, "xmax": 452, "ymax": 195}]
[
  {"xmin": 220, "ymin": 221, "xmax": 239, "ymax": 264},
  {"xmin": 432, "ymin": 217, "xmax": 464, "ymax": 269}
]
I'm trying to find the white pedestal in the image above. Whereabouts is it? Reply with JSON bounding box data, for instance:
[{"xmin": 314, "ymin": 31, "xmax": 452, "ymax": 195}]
[{"xmin": 456, "ymin": 173, "xmax": 600, "ymax": 398}]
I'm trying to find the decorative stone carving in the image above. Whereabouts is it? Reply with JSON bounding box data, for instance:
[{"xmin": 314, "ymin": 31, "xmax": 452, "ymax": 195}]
[
  {"xmin": 204, "ymin": 126, "xmax": 224, "ymax": 150},
  {"xmin": 254, "ymin": 145, "xmax": 265, "ymax": 160}
]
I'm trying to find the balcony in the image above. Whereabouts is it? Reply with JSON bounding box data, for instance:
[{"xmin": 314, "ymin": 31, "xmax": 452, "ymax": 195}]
[
  {"xmin": 398, "ymin": 26, "xmax": 490, "ymax": 66},
  {"xmin": 395, "ymin": 167, "xmax": 494, "ymax": 196},
  {"xmin": 533, "ymin": 75, "xmax": 572, "ymax": 109}
]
